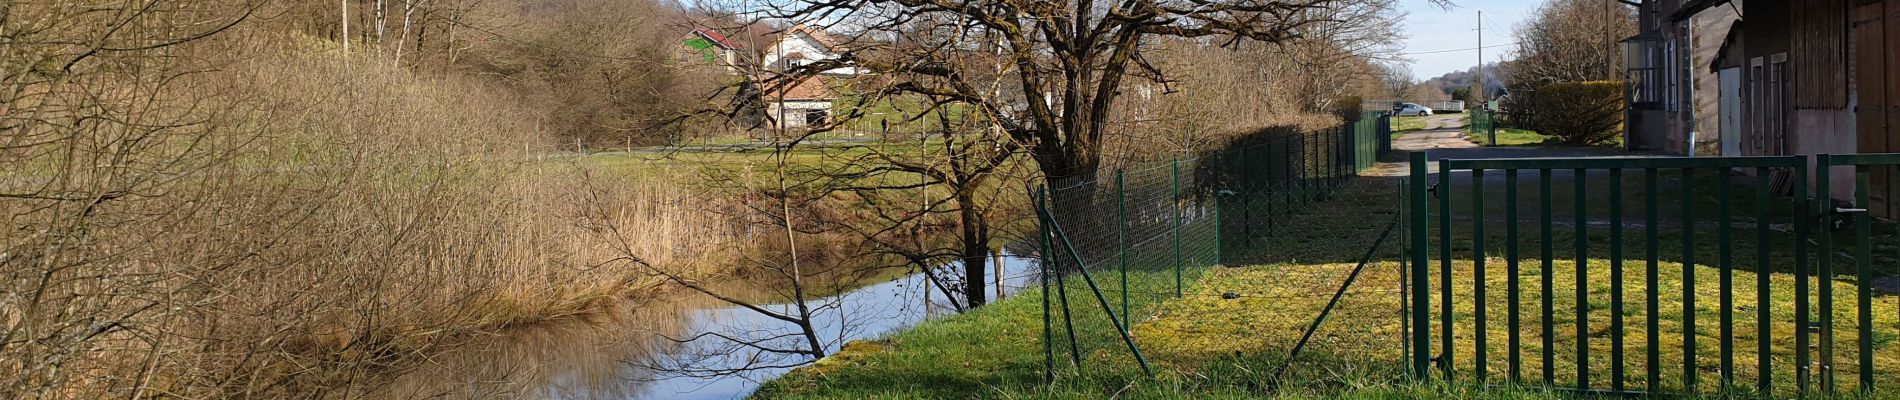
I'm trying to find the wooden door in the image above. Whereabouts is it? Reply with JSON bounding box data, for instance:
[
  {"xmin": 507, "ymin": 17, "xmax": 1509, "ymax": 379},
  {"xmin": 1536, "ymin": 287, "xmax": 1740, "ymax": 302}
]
[
  {"xmin": 1856, "ymin": 2, "xmax": 1892, "ymax": 216},
  {"xmin": 1721, "ymin": 68, "xmax": 1743, "ymax": 156}
]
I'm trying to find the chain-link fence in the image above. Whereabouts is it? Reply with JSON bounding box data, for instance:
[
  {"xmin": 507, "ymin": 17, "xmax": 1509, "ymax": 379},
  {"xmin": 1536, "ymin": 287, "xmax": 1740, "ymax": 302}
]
[{"xmin": 1031, "ymin": 112, "xmax": 1395, "ymax": 379}]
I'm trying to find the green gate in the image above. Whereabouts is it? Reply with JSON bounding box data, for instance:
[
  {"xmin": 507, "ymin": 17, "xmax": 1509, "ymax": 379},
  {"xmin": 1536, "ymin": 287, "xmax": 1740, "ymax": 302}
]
[
  {"xmin": 1813, "ymin": 153, "xmax": 1900, "ymax": 395},
  {"xmin": 1404, "ymin": 151, "xmax": 1897, "ymax": 396}
]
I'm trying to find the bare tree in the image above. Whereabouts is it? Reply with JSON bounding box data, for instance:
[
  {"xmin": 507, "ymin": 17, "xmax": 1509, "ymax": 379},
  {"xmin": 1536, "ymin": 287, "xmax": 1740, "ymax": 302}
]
[
  {"xmin": 756, "ymin": 0, "xmax": 1448, "ymax": 184},
  {"xmin": 1265, "ymin": 0, "xmax": 1406, "ymax": 113},
  {"xmin": 1501, "ymin": 0, "xmax": 1635, "ymax": 126},
  {"xmin": 1376, "ymin": 62, "xmax": 1417, "ymax": 100},
  {"xmin": 1505, "ymin": 0, "xmax": 1636, "ymax": 85}
]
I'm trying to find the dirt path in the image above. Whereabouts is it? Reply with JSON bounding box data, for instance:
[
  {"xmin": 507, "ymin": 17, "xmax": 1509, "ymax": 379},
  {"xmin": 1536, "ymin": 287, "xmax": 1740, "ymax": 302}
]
[{"xmin": 1373, "ymin": 114, "xmax": 1633, "ymax": 178}]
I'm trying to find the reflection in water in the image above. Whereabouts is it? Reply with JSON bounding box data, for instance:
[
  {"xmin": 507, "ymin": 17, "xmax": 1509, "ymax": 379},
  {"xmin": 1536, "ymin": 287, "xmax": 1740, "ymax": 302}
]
[{"xmin": 379, "ymin": 253, "xmax": 1041, "ymax": 400}]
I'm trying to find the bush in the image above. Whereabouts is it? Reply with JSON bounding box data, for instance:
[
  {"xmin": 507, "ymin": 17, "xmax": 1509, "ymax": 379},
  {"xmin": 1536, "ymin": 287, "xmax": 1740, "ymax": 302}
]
[
  {"xmin": 1331, "ymin": 96, "xmax": 1365, "ymax": 122},
  {"xmin": 1506, "ymin": 80, "xmax": 1624, "ymax": 145}
]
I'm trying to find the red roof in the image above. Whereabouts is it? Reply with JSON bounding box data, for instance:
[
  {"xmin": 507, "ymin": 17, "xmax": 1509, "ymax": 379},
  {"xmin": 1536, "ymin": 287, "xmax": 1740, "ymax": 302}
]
[
  {"xmin": 694, "ymin": 29, "xmax": 742, "ymax": 50},
  {"xmin": 769, "ymin": 76, "xmax": 839, "ymax": 101},
  {"xmin": 782, "ymin": 24, "xmax": 841, "ymax": 51}
]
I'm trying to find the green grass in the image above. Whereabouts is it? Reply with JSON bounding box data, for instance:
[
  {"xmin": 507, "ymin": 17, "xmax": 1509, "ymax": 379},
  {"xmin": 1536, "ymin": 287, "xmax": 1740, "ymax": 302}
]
[
  {"xmin": 1392, "ymin": 116, "xmax": 1428, "ymax": 134},
  {"xmin": 755, "ymin": 171, "xmax": 1900, "ymax": 399},
  {"xmin": 1467, "ymin": 127, "xmax": 1557, "ymax": 147},
  {"xmin": 1403, "ymin": 168, "xmax": 1900, "ymax": 396},
  {"xmin": 752, "ymin": 267, "xmax": 1591, "ymax": 399}
]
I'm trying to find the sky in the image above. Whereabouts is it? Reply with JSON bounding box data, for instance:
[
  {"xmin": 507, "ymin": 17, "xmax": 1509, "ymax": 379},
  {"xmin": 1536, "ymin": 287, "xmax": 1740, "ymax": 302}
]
[{"xmin": 1395, "ymin": 0, "xmax": 1538, "ymax": 81}]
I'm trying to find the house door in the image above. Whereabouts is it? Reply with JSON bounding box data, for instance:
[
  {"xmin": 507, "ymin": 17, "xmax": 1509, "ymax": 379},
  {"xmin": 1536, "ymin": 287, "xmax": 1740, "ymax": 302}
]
[
  {"xmin": 1721, "ymin": 68, "xmax": 1743, "ymax": 157},
  {"xmin": 1856, "ymin": 1, "xmax": 1894, "ymax": 216}
]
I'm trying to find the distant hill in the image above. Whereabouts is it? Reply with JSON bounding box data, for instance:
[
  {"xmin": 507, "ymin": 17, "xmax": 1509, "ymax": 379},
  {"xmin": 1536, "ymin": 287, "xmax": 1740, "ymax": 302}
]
[{"xmin": 1420, "ymin": 64, "xmax": 1506, "ymax": 100}]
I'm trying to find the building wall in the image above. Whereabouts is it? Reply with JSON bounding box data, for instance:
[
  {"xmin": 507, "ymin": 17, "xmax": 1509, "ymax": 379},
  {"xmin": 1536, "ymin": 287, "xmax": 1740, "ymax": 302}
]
[
  {"xmin": 762, "ymin": 32, "xmax": 857, "ymax": 76},
  {"xmin": 1633, "ymin": 0, "xmax": 1710, "ymax": 155},
  {"xmin": 1793, "ymin": 109, "xmax": 1860, "ymax": 200},
  {"xmin": 1792, "ymin": 0, "xmax": 1859, "ymax": 200},
  {"xmin": 1689, "ymin": 6, "xmax": 1740, "ymax": 155},
  {"xmin": 767, "ymin": 100, "xmax": 833, "ymax": 128}
]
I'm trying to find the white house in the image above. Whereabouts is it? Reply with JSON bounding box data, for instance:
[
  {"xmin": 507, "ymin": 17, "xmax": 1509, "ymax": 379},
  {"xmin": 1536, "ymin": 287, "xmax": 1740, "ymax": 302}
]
[
  {"xmin": 760, "ymin": 24, "xmax": 860, "ymax": 76},
  {"xmin": 758, "ymin": 24, "xmax": 859, "ymax": 128},
  {"xmin": 766, "ymin": 76, "xmax": 839, "ymax": 128}
]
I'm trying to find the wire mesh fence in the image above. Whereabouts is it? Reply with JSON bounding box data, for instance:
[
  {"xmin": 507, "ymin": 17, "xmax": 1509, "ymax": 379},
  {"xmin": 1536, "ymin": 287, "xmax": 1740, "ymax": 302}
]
[{"xmin": 1031, "ymin": 112, "xmax": 1396, "ymax": 380}]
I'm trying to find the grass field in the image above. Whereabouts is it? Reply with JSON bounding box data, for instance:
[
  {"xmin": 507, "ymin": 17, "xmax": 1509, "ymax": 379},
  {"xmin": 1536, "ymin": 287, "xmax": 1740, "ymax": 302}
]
[
  {"xmin": 1392, "ymin": 116, "xmax": 1428, "ymax": 134},
  {"xmin": 1467, "ymin": 127, "xmax": 1557, "ymax": 146},
  {"xmin": 754, "ymin": 168, "xmax": 1900, "ymax": 399}
]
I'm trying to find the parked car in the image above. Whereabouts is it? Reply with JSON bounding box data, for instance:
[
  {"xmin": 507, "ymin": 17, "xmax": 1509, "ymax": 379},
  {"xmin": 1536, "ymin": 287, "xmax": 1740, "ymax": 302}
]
[{"xmin": 1393, "ymin": 103, "xmax": 1434, "ymax": 116}]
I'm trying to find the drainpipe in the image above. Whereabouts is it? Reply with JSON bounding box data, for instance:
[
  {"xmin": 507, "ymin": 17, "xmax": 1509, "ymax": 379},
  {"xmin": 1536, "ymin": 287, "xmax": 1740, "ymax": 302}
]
[
  {"xmin": 1685, "ymin": 20, "xmax": 1697, "ymax": 157},
  {"xmin": 1689, "ymin": 131, "xmax": 1698, "ymax": 158}
]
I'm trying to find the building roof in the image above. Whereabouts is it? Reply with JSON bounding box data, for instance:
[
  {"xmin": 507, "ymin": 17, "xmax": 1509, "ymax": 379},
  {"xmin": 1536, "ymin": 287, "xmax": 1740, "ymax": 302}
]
[
  {"xmin": 1708, "ymin": 21, "xmax": 1746, "ymax": 73},
  {"xmin": 694, "ymin": 28, "xmax": 743, "ymax": 50},
  {"xmin": 1669, "ymin": 0, "xmax": 1733, "ymax": 22},
  {"xmin": 769, "ymin": 76, "xmax": 839, "ymax": 101},
  {"xmin": 777, "ymin": 24, "xmax": 842, "ymax": 52}
]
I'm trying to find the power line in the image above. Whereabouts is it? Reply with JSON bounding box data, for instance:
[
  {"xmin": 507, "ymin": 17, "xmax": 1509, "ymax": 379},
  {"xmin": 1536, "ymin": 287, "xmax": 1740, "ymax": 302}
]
[{"xmin": 1396, "ymin": 42, "xmax": 1518, "ymax": 56}]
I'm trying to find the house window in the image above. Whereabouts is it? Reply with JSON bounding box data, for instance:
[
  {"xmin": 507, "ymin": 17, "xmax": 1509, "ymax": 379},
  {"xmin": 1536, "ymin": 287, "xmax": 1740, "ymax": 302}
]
[
  {"xmin": 1624, "ymin": 35, "xmax": 1665, "ymax": 107},
  {"xmin": 805, "ymin": 109, "xmax": 829, "ymax": 127}
]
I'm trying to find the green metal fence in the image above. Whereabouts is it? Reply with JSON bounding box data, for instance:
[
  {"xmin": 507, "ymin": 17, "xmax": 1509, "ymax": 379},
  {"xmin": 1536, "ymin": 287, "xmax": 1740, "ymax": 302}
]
[
  {"xmin": 1355, "ymin": 112, "xmax": 1394, "ymax": 171},
  {"xmin": 1468, "ymin": 108, "xmax": 1497, "ymax": 146},
  {"xmin": 1034, "ymin": 112, "xmax": 1393, "ymax": 379},
  {"xmin": 1405, "ymin": 151, "xmax": 1900, "ymax": 396},
  {"xmin": 1814, "ymin": 153, "xmax": 1900, "ymax": 395}
]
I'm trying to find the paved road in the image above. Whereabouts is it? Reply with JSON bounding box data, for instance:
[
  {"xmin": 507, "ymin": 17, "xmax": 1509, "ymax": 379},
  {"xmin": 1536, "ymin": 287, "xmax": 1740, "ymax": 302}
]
[{"xmin": 1395, "ymin": 114, "xmax": 1626, "ymax": 160}]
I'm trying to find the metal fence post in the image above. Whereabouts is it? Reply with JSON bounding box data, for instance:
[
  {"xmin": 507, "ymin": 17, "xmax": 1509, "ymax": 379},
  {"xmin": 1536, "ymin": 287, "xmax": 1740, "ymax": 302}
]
[
  {"xmin": 1172, "ymin": 158, "xmax": 1183, "ymax": 298},
  {"xmin": 1036, "ymin": 187, "xmax": 1054, "ymax": 383},
  {"xmin": 1408, "ymin": 151, "xmax": 1431, "ymax": 379},
  {"xmin": 1854, "ymin": 168, "xmax": 1875, "ymax": 394},
  {"xmin": 1486, "ymin": 110, "xmax": 1498, "ymax": 147},
  {"xmin": 1116, "ymin": 170, "xmax": 1129, "ymax": 319},
  {"xmin": 1214, "ymin": 179, "xmax": 1224, "ymax": 266},
  {"xmin": 1795, "ymin": 159, "xmax": 1812, "ymax": 396},
  {"xmin": 1817, "ymin": 154, "xmax": 1837, "ymax": 394},
  {"xmin": 1437, "ymin": 153, "xmax": 1453, "ymax": 380},
  {"xmin": 1400, "ymin": 159, "xmax": 1412, "ymax": 377}
]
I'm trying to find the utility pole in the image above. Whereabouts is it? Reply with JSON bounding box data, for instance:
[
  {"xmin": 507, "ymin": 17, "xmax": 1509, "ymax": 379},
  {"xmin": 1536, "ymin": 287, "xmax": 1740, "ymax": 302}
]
[
  {"xmin": 1475, "ymin": 10, "xmax": 1485, "ymax": 105},
  {"xmin": 1606, "ymin": 0, "xmax": 1615, "ymax": 80}
]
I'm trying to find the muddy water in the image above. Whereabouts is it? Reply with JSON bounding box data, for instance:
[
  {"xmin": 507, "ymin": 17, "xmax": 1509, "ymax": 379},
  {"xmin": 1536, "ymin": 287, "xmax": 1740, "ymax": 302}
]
[{"xmin": 379, "ymin": 253, "xmax": 1042, "ymax": 400}]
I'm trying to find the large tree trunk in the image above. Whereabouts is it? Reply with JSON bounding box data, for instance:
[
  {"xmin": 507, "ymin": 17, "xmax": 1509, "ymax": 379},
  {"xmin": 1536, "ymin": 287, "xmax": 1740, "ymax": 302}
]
[{"xmin": 958, "ymin": 187, "xmax": 988, "ymax": 307}]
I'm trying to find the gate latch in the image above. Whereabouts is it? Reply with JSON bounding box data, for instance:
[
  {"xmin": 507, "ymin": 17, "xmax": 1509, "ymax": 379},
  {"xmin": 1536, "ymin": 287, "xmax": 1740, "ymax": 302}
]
[
  {"xmin": 1830, "ymin": 208, "xmax": 1867, "ymax": 231},
  {"xmin": 1427, "ymin": 183, "xmax": 1440, "ymax": 199}
]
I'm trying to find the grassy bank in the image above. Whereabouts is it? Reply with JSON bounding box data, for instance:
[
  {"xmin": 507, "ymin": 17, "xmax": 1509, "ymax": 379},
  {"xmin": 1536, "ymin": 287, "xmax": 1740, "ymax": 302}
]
[{"xmin": 0, "ymin": 30, "xmax": 758, "ymax": 397}]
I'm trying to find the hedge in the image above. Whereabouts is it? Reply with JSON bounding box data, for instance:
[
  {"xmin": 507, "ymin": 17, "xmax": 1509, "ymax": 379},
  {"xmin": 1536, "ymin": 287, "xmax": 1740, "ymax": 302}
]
[{"xmin": 1505, "ymin": 80, "xmax": 1624, "ymax": 146}]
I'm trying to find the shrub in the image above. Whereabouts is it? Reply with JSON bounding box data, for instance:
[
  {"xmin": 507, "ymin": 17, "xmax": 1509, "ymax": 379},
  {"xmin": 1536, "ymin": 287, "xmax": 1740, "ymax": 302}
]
[
  {"xmin": 1507, "ymin": 80, "xmax": 1624, "ymax": 146},
  {"xmin": 1331, "ymin": 96, "xmax": 1365, "ymax": 123}
]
